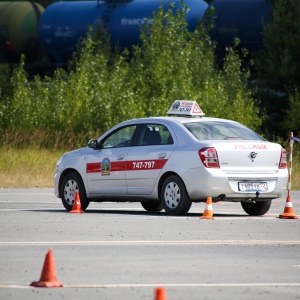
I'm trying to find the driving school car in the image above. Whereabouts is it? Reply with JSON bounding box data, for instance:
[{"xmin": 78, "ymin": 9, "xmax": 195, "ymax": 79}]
[{"xmin": 54, "ymin": 100, "xmax": 288, "ymax": 216}]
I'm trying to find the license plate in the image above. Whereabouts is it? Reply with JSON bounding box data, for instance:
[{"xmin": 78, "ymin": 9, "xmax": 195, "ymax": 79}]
[{"xmin": 238, "ymin": 182, "xmax": 268, "ymax": 192}]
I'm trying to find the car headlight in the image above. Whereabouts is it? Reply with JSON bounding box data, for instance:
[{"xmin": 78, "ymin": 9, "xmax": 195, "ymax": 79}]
[{"xmin": 56, "ymin": 155, "xmax": 66, "ymax": 167}]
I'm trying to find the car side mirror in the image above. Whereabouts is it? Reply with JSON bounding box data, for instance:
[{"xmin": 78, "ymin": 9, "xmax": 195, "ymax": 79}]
[{"xmin": 88, "ymin": 139, "xmax": 99, "ymax": 149}]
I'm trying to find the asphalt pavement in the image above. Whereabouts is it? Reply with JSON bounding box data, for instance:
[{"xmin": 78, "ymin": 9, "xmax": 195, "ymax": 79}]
[{"xmin": 0, "ymin": 188, "xmax": 299, "ymax": 300}]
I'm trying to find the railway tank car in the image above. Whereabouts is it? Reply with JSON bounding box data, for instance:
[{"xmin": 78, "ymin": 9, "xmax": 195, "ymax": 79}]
[
  {"xmin": 0, "ymin": 2, "xmax": 44, "ymax": 63},
  {"xmin": 38, "ymin": 0, "xmax": 209, "ymax": 64},
  {"xmin": 0, "ymin": 0, "xmax": 275, "ymax": 70},
  {"xmin": 207, "ymin": 0, "xmax": 273, "ymax": 53}
]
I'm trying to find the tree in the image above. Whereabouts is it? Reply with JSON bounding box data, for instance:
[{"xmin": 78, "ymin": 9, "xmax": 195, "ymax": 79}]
[
  {"xmin": 0, "ymin": 1, "xmax": 262, "ymax": 148},
  {"xmin": 130, "ymin": 3, "xmax": 261, "ymax": 130},
  {"xmin": 255, "ymin": 0, "xmax": 300, "ymax": 137}
]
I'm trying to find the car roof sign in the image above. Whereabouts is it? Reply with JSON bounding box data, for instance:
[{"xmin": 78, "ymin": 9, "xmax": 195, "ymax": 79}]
[{"xmin": 167, "ymin": 100, "xmax": 205, "ymax": 117}]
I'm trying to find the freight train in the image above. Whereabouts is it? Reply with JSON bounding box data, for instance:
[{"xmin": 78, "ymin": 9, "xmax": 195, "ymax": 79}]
[{"xmin": 0, "ymin": 0, "xmax": 273, "ymax": 70}]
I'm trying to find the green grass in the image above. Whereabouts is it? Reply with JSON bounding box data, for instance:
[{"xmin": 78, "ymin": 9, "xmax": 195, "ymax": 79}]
[
  {"xmin": 0, "ymin": 146, "xmax": 299, "ymax": 190},
  {"xmin": 0, "ymin": 148, "xmax": 65, "ymax": 188}
]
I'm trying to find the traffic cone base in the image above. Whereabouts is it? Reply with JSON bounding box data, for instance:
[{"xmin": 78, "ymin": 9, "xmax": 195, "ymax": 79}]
[
  {"xmin": 30, "ymin": 280, "xmax": 63, "ymax": 288},
  {"xmin": 30, "ymin": 249, "xmax": 63, "ymax": 288},
  {"xmin": 279, "ymin": 213, "xmax": 298, "ymax": 219},
  {"xmin": 279, "ymin": 195, "xmax": 298, "ymax": 219},
  {"xmin": 201, "ymin": 197, "xmax": 214, "ymax": 220},
  {"xmin": 70, "ymin": 192, "xmax": 84, "ymax": 213},
  {"xmin": 155, "ymin": 287, "xmax": 167, "ymax": 300}
]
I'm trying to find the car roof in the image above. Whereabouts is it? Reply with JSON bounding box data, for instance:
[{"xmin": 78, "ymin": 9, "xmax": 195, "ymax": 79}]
[{"xmin": 119, "ymin": 116, "xmax": 239, "ymax": 126}]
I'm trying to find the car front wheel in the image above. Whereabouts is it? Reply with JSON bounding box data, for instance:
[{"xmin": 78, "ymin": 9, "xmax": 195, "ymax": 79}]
[
  {"xmin": 241, "ymin": 200, "xmax": 271, "ymax": 216},
  {"xmin": 161, "ymin": 175, "xmax": 192, "ymax": 215},
  {"xmin": 60, "ymin": 172, "xmax": 90, "ymax": 211}
]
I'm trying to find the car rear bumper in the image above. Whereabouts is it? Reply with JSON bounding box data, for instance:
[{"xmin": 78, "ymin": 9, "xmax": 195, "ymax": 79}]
[{"xmin": 182, "ymin": 167, "xmax": 288, "ymax": 201}]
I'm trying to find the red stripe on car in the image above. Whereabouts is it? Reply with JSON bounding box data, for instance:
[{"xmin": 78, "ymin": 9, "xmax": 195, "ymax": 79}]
[
  {"xmin": 86, "ymin": 162, "xmax": 126, "ymax": 173},
  {"xmin": 86, "ymin": 162, "xmax": 101, "ymax": 173},
  {"xmin": 86, "ymin": 159, "xmax": 167, "ymax": 173}
]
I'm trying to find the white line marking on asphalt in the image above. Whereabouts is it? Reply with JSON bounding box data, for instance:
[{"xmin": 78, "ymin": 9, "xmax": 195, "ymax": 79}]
[
  {"xmin": 1, "ymin": 283, "xmax": 300, "ymax": 289},
  {"xmin": 0, "ymin": 193, "xmax": 53, "ymax": 196},
  {"xmin": 0, "ymin": 240, "xmax": 300, "ymax": 246},
  {"xmin": 0, "ymin": 201, "xmax": 57, "ymax": 203},
  {"xmin": 63, "ymin": 282, "xmax": 300, "ymax": 288}
]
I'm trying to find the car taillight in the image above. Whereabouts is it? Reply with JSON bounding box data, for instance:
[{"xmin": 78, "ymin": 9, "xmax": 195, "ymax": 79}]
[
  {"xmin": 279, "ymin": 148, "xmax": 287, "ymax": 169},
  {"xmin": 199, "ymin": 147, "xmax": 220, "ymax": 168}
]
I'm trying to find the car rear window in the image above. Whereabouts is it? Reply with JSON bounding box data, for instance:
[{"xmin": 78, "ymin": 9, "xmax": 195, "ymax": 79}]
[{"xmin": 184, "ymin": 121, "xmax": 264, "ymax": 141}]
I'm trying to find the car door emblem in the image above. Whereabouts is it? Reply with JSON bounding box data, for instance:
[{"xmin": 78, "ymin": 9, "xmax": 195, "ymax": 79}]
[{"xmin": 101, "ymin": 157, "xmax": 111, "ymax": 175}]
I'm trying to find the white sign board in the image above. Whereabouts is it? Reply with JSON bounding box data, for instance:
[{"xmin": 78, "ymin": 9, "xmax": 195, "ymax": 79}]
[{"xmin": 167, "ymin": 100, "xmax": 205, "ymax": 117}]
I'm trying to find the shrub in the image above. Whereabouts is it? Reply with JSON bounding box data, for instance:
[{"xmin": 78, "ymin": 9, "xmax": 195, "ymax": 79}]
[{"xmin": 0, "ymin": 1, "xmax": 262, "ymax": 148}]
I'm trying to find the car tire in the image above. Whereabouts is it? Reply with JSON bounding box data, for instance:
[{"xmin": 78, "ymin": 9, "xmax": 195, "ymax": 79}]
[
  {"xmin": 60, "ymin": 172, "xmax": 90, "ymax": 211},
  {"xmin": 141, "ymin": 201, "xmax": 163, "ymax": 212},
  {"xmin": 241, "ymin": 200, "xmax": 271, "ymax": 216},
  {"xmin": 161, "ymin": 175, "xmax": 192, "ymax": 215}
]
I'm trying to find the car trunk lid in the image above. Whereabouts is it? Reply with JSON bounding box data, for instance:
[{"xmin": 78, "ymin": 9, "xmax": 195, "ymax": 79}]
[{"xmin": 213, "ymin": 141, "xmax": 284, "ymax": 174}]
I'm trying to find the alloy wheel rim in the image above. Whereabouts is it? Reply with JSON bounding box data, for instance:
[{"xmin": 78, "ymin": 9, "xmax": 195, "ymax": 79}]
[
  {"xmin": 64, "ymin": 179, "xmax": 79, "ymax": 205},
  {"xmin": 164, "ymin": 182, "xmax": 180, "ymax": 209}
]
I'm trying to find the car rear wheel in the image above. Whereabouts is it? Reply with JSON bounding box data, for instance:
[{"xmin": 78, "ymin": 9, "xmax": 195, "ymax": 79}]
[
  {"xmin": 60, "ymin": 172, "xmax": 90, "ymax": 211},
  {"xmin": 161, "ymin": 175, "xmax": 192, "ymax": 215},
  {"xmin": 241, "ymin": 200, "xmax": 271, "ymax": 216},
  {"xmin": 141, "ymin": 201, "xmax": 163, "ymax": 212}
]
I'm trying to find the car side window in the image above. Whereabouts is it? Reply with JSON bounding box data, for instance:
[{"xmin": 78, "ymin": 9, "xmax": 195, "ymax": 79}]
[
  {"xmin": 102, "ymin": 125, "xmax": 137, "ymax": 148},
  {"xmin": 137, "ymin": 124, "xmax": 173, "ymax": 146}
]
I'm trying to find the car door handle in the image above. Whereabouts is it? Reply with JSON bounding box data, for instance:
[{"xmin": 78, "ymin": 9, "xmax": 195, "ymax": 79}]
[
  {"xmin": 117, "ymin": 154, "xmax": 125, "ymax": 160},
  {"xmin": 158, "ymin": 153, "xmax": 167, "ymax": 159}
]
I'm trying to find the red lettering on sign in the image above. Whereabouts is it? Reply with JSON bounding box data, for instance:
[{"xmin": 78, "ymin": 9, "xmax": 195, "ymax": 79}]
[{"xmin": 234, "ymin": 144, "xmax": 267, "ymax": 150}]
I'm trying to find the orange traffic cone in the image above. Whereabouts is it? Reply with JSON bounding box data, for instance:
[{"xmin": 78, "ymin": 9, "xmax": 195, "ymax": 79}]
[
  {"xmin": 30, "ymin": 249, "xmax": 63, "ymax": 288},
  {"xmin": 154, "ymin": 287, "xmax": 167, "ymax": 300},
  {"xmin": 201, "ymin": 197, "xmax": 214, "ymax": 219},
  {"xmin": 70, "ymin": 192, "xmax": 84, "ymax": 213},
  {"xmin": 279, "ymin": 193, "xmax": 298, "ymax": 219}
]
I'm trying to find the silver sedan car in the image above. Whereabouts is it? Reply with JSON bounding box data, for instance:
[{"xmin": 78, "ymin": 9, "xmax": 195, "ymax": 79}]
[{"xmin": 54, "ymin": 101, "xmax": 288, "ymax": 216}]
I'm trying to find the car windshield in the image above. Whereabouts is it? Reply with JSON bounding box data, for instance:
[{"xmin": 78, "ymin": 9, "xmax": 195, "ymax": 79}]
[{"xmin": 184, "ymin": 121, "xmax": 264, "ymax": 141}]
